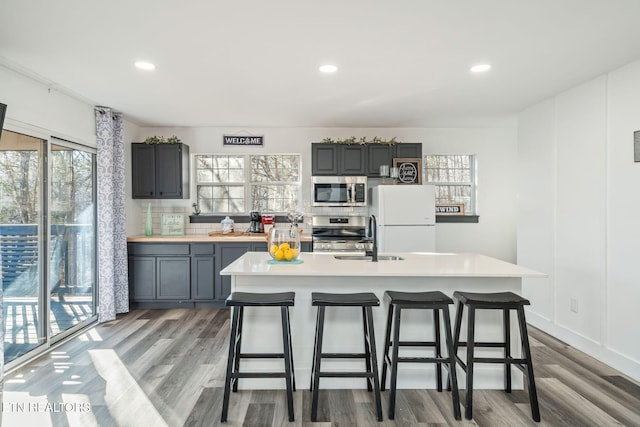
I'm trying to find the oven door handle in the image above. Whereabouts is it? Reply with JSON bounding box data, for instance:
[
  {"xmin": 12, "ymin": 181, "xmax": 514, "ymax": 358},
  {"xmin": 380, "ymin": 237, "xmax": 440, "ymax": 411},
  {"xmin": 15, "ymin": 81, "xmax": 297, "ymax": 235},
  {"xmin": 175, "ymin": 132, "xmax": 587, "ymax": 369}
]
[{"xmin": 348, "ymin": 183, "xmax": 355, "ymax": 203}]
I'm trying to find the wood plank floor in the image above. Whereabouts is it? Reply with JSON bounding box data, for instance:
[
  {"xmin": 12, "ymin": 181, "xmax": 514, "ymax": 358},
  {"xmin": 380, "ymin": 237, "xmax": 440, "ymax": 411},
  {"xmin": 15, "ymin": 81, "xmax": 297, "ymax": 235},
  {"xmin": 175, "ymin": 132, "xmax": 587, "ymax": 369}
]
[{"xmin": 1, "ymin": 308, "xmax": 639, "ymax": 426}]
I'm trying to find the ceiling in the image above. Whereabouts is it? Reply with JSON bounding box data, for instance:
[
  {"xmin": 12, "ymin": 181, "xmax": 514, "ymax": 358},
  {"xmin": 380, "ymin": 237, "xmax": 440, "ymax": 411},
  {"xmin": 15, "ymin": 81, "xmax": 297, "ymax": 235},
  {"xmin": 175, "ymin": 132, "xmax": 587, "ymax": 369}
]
[{"xmin": 2, "ymin": 0, "xmax": 640, "ymax": 128}]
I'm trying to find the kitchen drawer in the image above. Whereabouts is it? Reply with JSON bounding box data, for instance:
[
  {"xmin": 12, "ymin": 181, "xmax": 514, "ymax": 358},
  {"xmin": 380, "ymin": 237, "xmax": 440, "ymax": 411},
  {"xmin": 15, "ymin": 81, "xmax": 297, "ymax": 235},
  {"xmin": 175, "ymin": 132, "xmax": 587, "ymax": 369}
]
[
  {"xmin": 191, "ymin": 243, "xmax": 215, "ymax": 255},
  {"xmin": 128, "ymin": 243, "xmax": 190, "ymax": 256}
]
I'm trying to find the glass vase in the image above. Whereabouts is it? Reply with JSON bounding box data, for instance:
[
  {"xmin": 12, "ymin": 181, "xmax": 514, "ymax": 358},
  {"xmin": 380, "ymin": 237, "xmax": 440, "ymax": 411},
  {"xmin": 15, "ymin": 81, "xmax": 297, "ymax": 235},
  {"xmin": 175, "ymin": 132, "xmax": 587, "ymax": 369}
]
[{"xmin": 145, "ymin": 203, "xmax": 153, "ymax": 236}]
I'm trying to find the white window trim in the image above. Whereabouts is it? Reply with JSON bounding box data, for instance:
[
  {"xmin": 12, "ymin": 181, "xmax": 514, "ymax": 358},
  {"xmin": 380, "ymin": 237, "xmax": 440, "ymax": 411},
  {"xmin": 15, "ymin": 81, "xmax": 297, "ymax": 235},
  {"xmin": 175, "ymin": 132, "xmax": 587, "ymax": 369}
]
[
  {"xmin": 193, "ymin": 153, "xmax": 301, "ymax": 215},
  {"xmin": 423, "ymin": 153, "xmax": 477, "ymax": 215}
]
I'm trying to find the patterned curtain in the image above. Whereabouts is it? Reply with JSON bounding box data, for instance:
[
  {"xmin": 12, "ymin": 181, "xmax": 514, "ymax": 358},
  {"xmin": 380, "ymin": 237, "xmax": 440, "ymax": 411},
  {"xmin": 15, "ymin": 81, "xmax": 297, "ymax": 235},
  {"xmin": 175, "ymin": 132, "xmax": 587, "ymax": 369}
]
[{"xmin": 95, "ymin": 107, "xmax": 129, "ymax": 322}]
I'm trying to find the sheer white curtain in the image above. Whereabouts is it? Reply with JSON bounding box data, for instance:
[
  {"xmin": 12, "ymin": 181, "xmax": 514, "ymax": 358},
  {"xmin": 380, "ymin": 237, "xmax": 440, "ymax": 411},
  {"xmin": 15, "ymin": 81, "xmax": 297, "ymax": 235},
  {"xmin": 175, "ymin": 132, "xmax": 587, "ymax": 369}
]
[{"xmin": 95, "ymin": 107, "xmax": 129, "ymax": 322}]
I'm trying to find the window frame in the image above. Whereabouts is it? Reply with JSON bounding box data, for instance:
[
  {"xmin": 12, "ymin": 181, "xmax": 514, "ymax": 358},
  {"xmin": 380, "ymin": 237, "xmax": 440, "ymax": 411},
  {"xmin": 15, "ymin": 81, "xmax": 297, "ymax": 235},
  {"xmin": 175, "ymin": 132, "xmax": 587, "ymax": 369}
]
[
  {"xmin": 423, "ymin": 153, "xmax": 477, "ymax": 216},
  {"xmin": 193, "ymin": 153, "xmax": 301, "ymax": 215}
]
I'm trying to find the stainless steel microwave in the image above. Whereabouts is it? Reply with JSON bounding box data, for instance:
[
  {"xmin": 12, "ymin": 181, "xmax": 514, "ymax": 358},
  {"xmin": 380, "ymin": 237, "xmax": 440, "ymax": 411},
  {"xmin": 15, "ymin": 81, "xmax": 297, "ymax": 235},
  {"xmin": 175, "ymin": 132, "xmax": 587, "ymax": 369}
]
[{"xmin": 312, "ymin": 176, "xmax": 367, "ymax": 207}]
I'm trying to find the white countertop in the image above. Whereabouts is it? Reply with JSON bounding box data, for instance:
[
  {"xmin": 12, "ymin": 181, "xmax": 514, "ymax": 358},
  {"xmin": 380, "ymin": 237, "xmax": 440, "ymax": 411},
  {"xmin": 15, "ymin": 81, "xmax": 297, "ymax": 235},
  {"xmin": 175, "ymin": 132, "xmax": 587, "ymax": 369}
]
[{"xmin": 220, "ymin": 252, "xmax": 547, "ymax": 278}]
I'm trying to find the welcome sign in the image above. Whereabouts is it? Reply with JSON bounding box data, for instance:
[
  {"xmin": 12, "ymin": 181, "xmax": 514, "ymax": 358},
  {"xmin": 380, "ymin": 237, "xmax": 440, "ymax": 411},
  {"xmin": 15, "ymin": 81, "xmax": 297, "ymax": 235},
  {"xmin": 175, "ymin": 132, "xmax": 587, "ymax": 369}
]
[{"xmin": 223, "ymin": 135, "xmax": 264, "ymax": 146}]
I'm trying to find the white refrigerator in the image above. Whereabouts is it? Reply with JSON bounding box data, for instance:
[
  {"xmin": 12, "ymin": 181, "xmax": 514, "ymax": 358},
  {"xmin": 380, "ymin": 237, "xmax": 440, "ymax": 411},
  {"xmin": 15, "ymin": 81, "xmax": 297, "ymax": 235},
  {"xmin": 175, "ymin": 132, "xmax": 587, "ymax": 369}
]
[{"xmin": 370, "ymin": 184, "xmax": 436, "ymax": 252}]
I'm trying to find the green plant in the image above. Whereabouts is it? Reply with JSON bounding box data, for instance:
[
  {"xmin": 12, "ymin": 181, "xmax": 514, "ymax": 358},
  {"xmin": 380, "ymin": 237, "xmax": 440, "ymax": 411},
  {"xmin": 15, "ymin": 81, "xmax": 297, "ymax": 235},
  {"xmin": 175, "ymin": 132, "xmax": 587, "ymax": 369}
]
[
  {"xmin": 322, "ymin": 136, "xmax": 398, "ymax": 145},
  {"xmin": 144, "ymin": 135, "xmax": 182, "ymax": 144}
]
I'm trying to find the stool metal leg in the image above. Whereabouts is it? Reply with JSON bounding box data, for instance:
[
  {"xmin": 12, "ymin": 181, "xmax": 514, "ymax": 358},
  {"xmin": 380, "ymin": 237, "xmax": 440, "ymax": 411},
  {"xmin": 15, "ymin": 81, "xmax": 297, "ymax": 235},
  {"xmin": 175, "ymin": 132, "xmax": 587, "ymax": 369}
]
[
  {"xmin": 434, "ymin": 308, "xmax": 443, "ymax": 391},
  {"xmin": 232, "ymin": 306, "xmax": 244, "ymax": 392},
  {"xmin": 465, "ymin": 306, "xmax": 476, "ymax": 420},
  {"xmin": 280, "ymin": 307, "xmax": 295, "ymax": 422},
  {"xmin": 221, "ymin": 306, "xmax": 241, "ymax": 423},
  {"xmin": 448, "ymin": 300, "xmax": 465, "ymax": 392},
  {"xmin": 362, "ymin": 306, "xmax": 373, "ymax": 392},
  {"xmin": 503, "ymin": 308, "xmax": 512, "ymax": 393},
  {"xmin": 388, "ymin": 304, "xmax": 402, "ymax": 420},
  {"xmin": 286, "ymin": 306, "xmax": 296, "ymax": 391},
  {"xmin": 309, "ymin": 307, "xmax": 321, "ymax": 391},
  {"xmin": 517, "ymin": 306, "xmax": 541, "ymax": 422},
  {"xmin": 380, "ymin": 303, "xmax": 394, "ymax": 391},
  {"xmin": 365, "ymin": 306, "xmax": 384, "ymax": 422},
  {"xmin": 311, "ymin": 306, "xmax": 326, "ymax": 422},
  {"xmin": 442, "ymin": 306, "xmax": 462, "ymax": 420}
]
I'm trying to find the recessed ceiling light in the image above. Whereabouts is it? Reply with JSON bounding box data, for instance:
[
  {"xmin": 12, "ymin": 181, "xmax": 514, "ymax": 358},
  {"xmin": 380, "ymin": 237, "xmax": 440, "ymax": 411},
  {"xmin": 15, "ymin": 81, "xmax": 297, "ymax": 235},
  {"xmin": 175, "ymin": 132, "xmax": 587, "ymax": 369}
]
[
  {"xmin": 470, "ymin": 63, "xmax": 491, "ymax": 73},
  {"xmin": 135, "ymin": 61, "xmax": 156, "ymax": 71},
  {"xmin": 319, "ymin": 64, "xmax": 338, "ymax": 73}
]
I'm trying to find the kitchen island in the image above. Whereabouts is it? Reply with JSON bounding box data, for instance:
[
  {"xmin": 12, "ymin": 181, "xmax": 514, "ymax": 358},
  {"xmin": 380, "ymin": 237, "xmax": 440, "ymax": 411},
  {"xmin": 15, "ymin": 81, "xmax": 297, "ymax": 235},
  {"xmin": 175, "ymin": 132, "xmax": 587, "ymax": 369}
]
[{"xmin": 220, "ymin": 251, "xmax": 546, "ymax": 390}]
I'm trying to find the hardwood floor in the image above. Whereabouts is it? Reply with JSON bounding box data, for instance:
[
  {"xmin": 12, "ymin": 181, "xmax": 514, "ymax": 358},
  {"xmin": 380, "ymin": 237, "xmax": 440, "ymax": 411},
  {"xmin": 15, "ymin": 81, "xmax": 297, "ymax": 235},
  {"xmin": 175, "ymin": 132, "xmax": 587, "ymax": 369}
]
[{"xmin": 2, "ymin": 308, "xmax": 639, "ymax": 426}]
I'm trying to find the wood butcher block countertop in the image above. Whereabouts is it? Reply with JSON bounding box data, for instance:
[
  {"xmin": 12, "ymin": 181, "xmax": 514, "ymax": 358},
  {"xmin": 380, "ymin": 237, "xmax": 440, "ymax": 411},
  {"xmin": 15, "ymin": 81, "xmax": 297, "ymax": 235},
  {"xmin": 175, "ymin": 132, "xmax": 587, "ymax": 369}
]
[{"xmin": 127, "ymin": 231, "xmax": 312, "ymax": 243}]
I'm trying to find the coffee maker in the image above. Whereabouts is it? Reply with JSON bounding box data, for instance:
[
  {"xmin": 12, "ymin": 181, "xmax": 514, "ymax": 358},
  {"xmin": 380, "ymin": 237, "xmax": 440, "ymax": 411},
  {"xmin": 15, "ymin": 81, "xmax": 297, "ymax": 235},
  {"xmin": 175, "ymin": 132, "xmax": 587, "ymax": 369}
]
[{"xmin": 249, "ymin": 210, "xmax": 263, "ymax": 233}]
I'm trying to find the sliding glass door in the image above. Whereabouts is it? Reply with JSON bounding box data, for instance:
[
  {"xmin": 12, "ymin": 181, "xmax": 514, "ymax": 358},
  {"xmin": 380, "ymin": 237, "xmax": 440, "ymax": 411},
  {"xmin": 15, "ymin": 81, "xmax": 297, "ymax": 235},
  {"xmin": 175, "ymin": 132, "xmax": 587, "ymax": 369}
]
[
  {"xmin": 1, "ymin": 130, "xmax": 97, "ymax": 366},
  {"xmin": 0, "ymin": 131, "xmax": 45, "ymax": 362},
  {"xmin": 49, "ymin": 141, "xmax": 96, "ymax": 339}
]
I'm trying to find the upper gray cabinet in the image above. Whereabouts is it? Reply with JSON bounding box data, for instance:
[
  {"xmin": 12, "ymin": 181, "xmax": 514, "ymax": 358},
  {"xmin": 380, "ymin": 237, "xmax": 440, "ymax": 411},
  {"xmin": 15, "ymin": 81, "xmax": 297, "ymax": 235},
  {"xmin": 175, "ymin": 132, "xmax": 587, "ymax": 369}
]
[
  {"xmin": 132, "ymin": 143, "xmax": 190, "ymax": 199},
  {"xmin": 312, "ymin": 142, "xmax": 422, "ymax": 177},
  {"xmin": 311, "ymin": 143, "xmax": 367, "ymax": 176}
]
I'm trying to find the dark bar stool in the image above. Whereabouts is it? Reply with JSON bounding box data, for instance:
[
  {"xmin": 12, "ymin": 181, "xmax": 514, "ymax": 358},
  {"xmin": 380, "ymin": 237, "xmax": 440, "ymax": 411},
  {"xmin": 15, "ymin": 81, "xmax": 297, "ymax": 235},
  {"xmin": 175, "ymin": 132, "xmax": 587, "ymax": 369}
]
[
  {"xmin": 221, "ymin": 291, "xmax": 296, "ymax": 423},
  {"xmin": 309, "ymin": 292, "xmax": 383, "ymax": 422},
  {"xmin": 380, "ymin": 291, "xmax": 461, "ymax": 420},
  {"xmin": 451, "ymin": 291, "xmax": 540, "ymax": 422}
]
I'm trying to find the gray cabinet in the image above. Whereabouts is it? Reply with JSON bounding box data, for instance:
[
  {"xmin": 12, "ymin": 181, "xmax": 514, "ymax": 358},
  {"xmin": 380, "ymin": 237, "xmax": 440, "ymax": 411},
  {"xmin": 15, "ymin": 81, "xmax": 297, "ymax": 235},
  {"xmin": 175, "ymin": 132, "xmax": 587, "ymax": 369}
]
[
  {"xmin": 157, "ymin": 256, "xmax": 190, "ymax": 299},
  {"xmin": 394, "ymin": 143, "xmax": 422, "ymax": 159},
  {"xmin": 312, "ymin": 143, "xmax": 366, "ymax": 176},
  {"xmin": 215, "ymin": 242, "xmax": 268, "ymax": 301},
  {"xmin": 311, "ymin": 143, "xmax": 339, "ymax": 175},
  {"xmin": 128, "ymin": 241, "xmax": 311, "ymax": 307},
  {"xmin": 191, "ymin": 243, "xmax": 215, "ymax": 300},
  {"xmin": 367, "ymin": 144, "xmax": 394, "ymax": 176},
  {"xmin": 128, "ymin": 256, "xmax": 155, "ymax": 300},
  {"xmin": 132, "ymin": 143, "xmax": 190, "ymax": 199},
  {"xmin": 313, "ymin": 142, "xmax": 422, "ymax": 177}
]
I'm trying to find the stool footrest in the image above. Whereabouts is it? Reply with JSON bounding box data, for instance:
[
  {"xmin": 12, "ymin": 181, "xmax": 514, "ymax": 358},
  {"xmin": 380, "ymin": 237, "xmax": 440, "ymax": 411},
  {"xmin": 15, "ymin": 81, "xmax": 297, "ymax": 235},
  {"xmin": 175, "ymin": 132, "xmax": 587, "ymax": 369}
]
[
  {"xmin": 397, "ymin": 356, "xmax": 450, "ymax": 364},
  {"xmin": 232, "ymin": 372, "xmax": 287, "ymax": 379},
  {"xmin": 395, "ymin": 340, "xmax": 438, "ymax": 347},
  {"xmin": 321, "ymin": 352, "xmax": 368, "ymax": 359},
  {"xmin": 456, "ymin": 341, "xmax": 507, "ymax": 348},
  {"xmin": 472, "ymin": 357, "xmax": 529, "ymax": 364},
  {"xmin": 238, "ymin": 352, "xmax": 285, "ymax": 359},
  {"xmin": 319, "ymin": 372, "xmax": 375, "ymax": 378}
]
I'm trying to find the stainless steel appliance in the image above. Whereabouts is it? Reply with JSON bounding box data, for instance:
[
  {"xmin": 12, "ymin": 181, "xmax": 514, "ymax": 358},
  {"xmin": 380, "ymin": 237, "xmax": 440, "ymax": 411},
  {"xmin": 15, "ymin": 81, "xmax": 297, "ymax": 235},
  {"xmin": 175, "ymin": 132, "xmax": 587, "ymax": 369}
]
[
  {"xmin": 311, "ymin": 215, "xmax": 373, "ymax": 254},
  {"xmin": 249, "ymin": 210, "xmax": 263, "ymax": 233},
  {"xmin": 312, "ymin": 176, "xmax": 367, "ymax": 207}
]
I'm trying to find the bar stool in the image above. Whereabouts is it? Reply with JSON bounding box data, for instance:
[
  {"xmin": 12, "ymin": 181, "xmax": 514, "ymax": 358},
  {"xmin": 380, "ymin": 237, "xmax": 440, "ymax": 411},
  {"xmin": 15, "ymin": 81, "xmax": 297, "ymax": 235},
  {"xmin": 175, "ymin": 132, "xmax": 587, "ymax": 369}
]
[
  {"xmin": 221, "ymin": 291, "xmax": 296, "ymax": 423},
  {"xmin": 380, "ymin": 291, "xmax": 461, "ymax": 420},
  {"xmin": 309, "ymin": 292, "xmax": 383, "ymax": 422},
  {"xmin": 451, "ymin": 291, "xmax": 540, "ymax": 422}
]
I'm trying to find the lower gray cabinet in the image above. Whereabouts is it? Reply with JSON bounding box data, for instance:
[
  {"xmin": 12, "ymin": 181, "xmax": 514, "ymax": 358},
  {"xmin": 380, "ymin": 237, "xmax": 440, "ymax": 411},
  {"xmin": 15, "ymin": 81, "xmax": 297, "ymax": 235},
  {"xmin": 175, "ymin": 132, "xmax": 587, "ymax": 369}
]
[
  {"xmin": 215, "ymin": 242, "xmax": 268, "ymax": 301},
  {"xmin": 128, "ymin": 240, "xmax": 311, "ymax": 307},
  {"xmin": 129, "ymin": 256, "xmax": 156, "ymax": 300},
  {"xmin": 191, "ymin": 243, "xmax": 216, "ymax": 300},
  {"xmin": 157, "ymin": 256, "xmax": 190, "ymax": 299}
]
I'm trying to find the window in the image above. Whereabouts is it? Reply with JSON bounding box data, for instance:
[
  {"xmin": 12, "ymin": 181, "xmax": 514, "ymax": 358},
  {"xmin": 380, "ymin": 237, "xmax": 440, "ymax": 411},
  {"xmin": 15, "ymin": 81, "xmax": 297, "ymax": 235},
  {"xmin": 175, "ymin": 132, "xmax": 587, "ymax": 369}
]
[
  {"xmin": 424, "ymin": 154, "xmax": 476, "ymax": 215},
  {"xmin": 195, "ymin": 154, "xmax": 300, "ymax": 214}
]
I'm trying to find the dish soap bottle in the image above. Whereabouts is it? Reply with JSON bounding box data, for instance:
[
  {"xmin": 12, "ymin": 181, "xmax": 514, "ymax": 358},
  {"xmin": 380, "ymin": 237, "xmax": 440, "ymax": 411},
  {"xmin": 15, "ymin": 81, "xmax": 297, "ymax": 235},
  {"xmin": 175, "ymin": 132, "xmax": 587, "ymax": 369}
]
[{"xmin": 221, "ymin": 216, "xmax": 234, "ymax": 234}]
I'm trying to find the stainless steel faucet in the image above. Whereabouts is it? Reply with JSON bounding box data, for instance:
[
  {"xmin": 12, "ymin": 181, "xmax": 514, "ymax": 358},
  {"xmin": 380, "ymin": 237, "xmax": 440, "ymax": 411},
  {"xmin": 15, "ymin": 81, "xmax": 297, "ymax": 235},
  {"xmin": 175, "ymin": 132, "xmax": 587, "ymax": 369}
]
[{"xmin": 367, "ymin": 214, "xmax": 378, "ymax": 262}]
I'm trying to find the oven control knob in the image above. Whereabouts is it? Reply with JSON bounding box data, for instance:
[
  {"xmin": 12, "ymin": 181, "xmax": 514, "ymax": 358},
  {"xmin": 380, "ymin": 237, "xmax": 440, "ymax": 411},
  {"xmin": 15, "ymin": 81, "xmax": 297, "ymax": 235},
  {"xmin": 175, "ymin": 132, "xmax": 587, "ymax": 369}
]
[{"xmin": 355, "ymin": 243, "xmax": 365, "ymax": 250}]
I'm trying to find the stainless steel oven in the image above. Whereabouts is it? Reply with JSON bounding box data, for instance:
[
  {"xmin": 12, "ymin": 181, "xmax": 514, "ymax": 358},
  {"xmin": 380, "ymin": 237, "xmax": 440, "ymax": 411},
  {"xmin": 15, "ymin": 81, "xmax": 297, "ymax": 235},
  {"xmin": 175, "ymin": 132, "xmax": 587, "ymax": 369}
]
[
  {"xmin": 312, "ymin": 176, "xmax": 367, "ymax": 207},
  {"xmin": 311, "ymin": 215, "xmax": 373, "ymax": 254}
]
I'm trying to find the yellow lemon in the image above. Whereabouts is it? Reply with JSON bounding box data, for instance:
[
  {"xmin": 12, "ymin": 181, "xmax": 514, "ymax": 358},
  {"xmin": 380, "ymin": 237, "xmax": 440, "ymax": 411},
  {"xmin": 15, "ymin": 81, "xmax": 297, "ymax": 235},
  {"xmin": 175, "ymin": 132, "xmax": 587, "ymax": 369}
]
[
  {"xmin": 270, "ymin": 244, "xmax": 279, "ymax": 255},
  {"xmin": 284, "ymin": 249, "xmax": 295, "ymax": 261},
  {"xmin": 274, "ymin": 249, "xmax": 284, "ymax": 261},
  {"xmin": 279, "ymin": 242, "xmax": 291, "ymax": 251}
]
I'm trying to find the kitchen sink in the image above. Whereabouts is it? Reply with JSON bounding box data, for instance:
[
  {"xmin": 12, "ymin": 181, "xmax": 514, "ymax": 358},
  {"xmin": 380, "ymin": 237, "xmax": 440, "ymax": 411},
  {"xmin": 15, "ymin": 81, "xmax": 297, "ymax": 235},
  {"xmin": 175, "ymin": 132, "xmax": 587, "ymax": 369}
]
[{"xmin": 334, "ymin": 255, "xmax": 404, "ymax": 261}]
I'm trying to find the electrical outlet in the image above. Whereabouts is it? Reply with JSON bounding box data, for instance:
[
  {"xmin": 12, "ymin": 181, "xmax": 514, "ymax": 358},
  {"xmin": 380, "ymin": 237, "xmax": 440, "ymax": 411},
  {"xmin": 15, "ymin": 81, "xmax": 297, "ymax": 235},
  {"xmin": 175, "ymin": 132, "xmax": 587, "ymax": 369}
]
[{"xmin": 570, "ymin": 298, "xmax": 579, "ymax": 313}]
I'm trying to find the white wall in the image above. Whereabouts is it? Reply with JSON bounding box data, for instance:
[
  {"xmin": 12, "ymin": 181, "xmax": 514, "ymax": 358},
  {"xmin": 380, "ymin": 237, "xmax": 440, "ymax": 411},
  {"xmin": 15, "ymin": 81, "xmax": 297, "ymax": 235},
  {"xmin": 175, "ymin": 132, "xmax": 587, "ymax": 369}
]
[
  {"xmin": 129, "ymin": 126, "xmax": 518, "ymax": 261},
  {"xmin": 518, "ymin": 62, "xmax": 640, "ymax": 381},
  {"xmin": 0, "ymin": 66, "xmax": 96, "ymax": 145}
]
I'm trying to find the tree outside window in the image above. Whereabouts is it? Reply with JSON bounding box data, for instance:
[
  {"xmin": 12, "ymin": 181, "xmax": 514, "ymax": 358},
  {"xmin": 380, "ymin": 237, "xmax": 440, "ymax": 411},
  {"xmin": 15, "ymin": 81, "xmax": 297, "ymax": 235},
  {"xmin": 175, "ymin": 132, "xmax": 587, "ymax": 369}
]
[{"xmin": 424, "ymin": 154, "xmax": 476, "ymax": 215}]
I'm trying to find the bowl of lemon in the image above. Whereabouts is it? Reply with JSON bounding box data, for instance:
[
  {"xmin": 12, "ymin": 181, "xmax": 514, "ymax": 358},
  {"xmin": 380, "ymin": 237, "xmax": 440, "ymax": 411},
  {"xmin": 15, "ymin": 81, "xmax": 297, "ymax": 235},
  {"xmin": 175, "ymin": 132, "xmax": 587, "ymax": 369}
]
[{"xmin": 268, "ymin": 226, "xmax": 301, "ymax": 262}]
